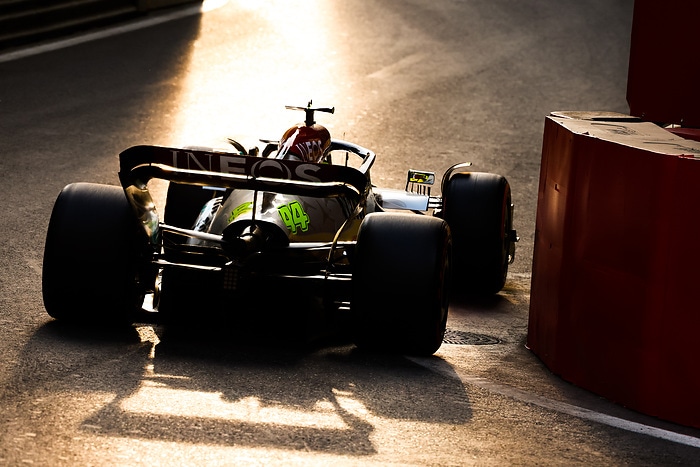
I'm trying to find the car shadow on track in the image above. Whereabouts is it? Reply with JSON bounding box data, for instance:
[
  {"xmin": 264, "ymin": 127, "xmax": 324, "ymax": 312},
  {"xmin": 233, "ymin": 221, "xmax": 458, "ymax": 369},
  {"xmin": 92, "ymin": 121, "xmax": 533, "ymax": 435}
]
[{"xmin": 10, "ymin": 318, "xmax": 474, "ymax": 456}]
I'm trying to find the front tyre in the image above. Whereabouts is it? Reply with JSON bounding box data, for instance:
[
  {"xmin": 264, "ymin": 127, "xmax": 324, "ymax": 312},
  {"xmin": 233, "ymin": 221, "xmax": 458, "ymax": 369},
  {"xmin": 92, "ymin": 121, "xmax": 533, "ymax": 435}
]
[
  {"xmin": 351, "ymin": 213, "xmax": 451, "ymax": 356},
  {"xmin": 42, "ymin": 183, "xmax": 146, "ymax": 325},
  {"xmin": 440, "ymin": 171, "xmax": 514, "ymax": 295}
]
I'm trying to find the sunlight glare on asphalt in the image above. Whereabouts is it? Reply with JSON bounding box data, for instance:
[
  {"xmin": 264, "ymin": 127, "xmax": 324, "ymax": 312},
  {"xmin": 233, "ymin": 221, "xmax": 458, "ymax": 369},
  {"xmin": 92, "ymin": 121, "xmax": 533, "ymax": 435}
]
[
  {"xmin": 168, "ymin": 0, "xmax": 342, "ymax": 149},
  {"xmin": 118, "ymin": 2, "xmax": 366, "ymax": 436},
  {"xmin": 119, "ymin": 384, "xmax": 362, "ymax": 430},
  {"xmin": 131, "ymin": 325, "xmax": 367, "ymax": 431},
  {"xmin": 201, "ymin": 0, "xmax": 229, "ymax": 13}
]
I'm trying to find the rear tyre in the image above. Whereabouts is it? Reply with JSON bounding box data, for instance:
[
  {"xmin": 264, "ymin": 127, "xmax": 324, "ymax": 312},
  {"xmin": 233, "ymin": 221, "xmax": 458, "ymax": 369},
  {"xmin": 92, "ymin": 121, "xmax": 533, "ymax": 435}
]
[
  {"xmin": 351, "ymin": 213, "xmax": 451, "ymax": 356},
  {"xmin": 440, "ymin": 171, "xmax": 513, "ymax": 295},
  {"xmin": 42, "ymin": 183, "xmax": 146, "ymax": 325}
]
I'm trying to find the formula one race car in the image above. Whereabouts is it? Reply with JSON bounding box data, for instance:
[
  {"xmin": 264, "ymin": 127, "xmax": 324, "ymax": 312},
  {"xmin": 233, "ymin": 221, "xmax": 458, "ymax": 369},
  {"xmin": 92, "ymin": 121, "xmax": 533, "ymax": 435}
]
[{"xmin": 42, "ymin": 102, "xmax": 517, "ymax": 355}]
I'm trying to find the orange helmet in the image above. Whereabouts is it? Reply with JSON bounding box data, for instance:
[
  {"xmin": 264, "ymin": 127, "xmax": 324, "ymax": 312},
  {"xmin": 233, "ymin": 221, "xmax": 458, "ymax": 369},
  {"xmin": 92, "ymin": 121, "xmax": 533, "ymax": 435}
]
[{"xmin": 276, "ymin": 102, "xmax": 334, "ymax": 162}]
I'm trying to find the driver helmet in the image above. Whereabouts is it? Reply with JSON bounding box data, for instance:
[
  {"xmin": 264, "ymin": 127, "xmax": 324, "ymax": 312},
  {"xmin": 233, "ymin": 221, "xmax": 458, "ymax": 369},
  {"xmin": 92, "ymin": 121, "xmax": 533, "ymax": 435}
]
[{"xmin": 276, "ymin": 123, "xmax": 331, "ymax": 163}]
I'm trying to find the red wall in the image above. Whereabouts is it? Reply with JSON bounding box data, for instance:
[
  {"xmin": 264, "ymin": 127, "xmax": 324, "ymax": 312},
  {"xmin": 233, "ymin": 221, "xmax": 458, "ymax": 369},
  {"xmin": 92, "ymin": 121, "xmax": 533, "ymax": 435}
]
[
  {"xmin": 528, "ymin": 115, "xmax": 700, "ymax": 428},
  {"xmin": 627, "ymin": 0, "xmax": 700, "ymax": 127}
]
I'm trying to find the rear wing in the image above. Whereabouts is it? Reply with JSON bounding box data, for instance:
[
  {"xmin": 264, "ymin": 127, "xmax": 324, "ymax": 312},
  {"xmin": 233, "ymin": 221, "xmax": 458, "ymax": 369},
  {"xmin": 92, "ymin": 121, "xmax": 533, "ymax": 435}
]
[{"xmin": 118, "ymin": 141, "xmax": 374, "ymax": 243}]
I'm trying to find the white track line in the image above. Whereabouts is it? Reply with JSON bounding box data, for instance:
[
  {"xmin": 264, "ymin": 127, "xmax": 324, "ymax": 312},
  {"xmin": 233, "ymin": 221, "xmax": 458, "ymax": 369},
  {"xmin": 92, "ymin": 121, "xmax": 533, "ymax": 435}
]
[
  {"xmin": 0, "ymin": 0, "xmax": 228, "ymax": 63},
  {"xmin": 409, "ymin": 356, "xmax": 700, "ymax": 449}
]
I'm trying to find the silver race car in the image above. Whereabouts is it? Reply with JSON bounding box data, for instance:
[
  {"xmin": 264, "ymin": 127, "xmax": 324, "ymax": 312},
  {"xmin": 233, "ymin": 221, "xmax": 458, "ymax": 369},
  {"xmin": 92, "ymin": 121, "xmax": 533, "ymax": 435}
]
[{"xmin": 42, "ymin": 102, "xmax": 517, "ymax": 355}]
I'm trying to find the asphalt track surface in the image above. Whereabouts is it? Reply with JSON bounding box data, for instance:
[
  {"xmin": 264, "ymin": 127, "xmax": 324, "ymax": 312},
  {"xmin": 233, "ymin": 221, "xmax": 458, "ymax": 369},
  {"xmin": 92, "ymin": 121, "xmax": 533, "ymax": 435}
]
[{"xmin": 1, "ymin": 0, "xmax": 699, "ymax": 465}]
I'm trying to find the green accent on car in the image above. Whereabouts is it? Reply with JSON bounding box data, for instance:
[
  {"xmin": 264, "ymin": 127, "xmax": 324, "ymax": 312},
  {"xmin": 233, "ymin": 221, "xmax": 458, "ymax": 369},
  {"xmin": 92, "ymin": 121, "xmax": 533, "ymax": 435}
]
[
  {"xmin": 228, "ymin": 202, "xmax": 253, "ymax": 223},
  {"xmin": 278, "ymin": 200, "xmax": 310, "ymax": 234}
]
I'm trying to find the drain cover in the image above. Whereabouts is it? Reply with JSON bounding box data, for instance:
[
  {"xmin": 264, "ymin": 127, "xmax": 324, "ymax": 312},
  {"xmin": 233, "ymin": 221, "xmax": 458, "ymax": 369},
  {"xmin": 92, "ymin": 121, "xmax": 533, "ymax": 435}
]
[{"xmin": 443, "ymin": 329, "xmax": 500, "ymax": 345}]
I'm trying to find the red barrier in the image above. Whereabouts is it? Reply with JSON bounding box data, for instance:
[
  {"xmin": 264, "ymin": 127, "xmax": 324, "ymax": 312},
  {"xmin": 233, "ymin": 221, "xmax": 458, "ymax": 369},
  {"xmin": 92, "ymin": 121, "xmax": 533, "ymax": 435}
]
[
  {"xmin": 627, "ymin": 0, "xmax": 700, "ymax": 128},
  {"xmin": 528, "ymin": 114, "xmax": 700, "ymax": 428}
]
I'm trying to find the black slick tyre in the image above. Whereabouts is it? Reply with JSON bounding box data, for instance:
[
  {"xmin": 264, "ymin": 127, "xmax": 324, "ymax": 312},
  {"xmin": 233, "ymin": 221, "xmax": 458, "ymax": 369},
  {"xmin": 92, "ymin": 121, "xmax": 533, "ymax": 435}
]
[
  {"xmin": 42, "ymin": 183, "xmax": 146, "ymax": 325},
  {"xmin": 441, "ymin": 171, "xmax": 513, "ymax": 295},
  {"xmin": 351, "ymin": 212, "xmax": 451, "ymax": 356}
]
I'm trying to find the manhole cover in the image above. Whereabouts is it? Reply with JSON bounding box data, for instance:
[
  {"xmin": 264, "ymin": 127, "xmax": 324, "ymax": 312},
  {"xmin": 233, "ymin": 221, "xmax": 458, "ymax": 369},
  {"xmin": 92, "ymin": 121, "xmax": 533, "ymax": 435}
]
[{"xmin": 443, "ymin": 329, "xmax": 500, "ymax": 345}]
